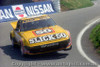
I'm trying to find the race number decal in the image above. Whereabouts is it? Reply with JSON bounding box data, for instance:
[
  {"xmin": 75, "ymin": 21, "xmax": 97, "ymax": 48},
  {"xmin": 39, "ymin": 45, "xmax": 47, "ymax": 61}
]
[
  {"xmin": 29, "ymin": 33, "xmax": 67, "ymax": 44},
  {"xmin": 32, "ymin": 28, "xmax": 55, "ymax": 35}
]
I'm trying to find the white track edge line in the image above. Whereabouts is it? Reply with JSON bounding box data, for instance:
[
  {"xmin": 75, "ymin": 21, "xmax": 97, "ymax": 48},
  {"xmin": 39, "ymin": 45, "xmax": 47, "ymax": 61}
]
[{"xmin": 76, "ymin": 18, "xmax": 100, "ymax": 67}]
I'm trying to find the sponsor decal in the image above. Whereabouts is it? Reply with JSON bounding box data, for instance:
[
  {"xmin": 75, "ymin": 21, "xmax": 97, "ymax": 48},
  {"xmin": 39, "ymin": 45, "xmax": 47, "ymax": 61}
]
[
  {"xmin": 0, "ymin": 9, "xmax": 14, "ymax": 20},
  {"xmin": 25, "ymin": 3, "xmax": 55, "ymax": 16},
  {"xmin": 12, "ymin": 5, "xmax": 27, "ymax": 19},
  {"xmin": 41, "ymin": 43, "xmax": 59, "ymax": 48},
  {"xmin": 0, "ymin": 6, "xmax": 15, "ymax": 22},
  {"xmin": 29, "ymin": 33, "xmax": 67, "ymax": 44},
  {"xmin": 0, "ymin": 1, "xmax": 56, "ymax": 23},
  {"xmin": 23, "ymin": 18, "xmax": 34, "ymax": 23},
  {"xmin": 32, "ymin": 28, "xmax": 55, "ymax": 35}
]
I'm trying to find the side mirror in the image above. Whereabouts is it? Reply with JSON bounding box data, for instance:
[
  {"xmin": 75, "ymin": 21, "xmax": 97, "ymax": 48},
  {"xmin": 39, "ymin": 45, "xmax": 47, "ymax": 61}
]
[{"xmin": 15, "ymin": 28, "xmax": 20, "ymax": 32}]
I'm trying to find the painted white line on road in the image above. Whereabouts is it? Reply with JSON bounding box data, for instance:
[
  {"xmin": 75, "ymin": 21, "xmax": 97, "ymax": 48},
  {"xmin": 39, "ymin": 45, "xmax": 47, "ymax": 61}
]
[{"xmin": 76, "ymin": 18, "xmax": 100, "ymax": 67}]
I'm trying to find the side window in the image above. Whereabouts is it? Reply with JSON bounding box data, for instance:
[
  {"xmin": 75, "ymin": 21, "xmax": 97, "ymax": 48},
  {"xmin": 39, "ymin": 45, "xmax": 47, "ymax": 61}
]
[{"xmin": 16, "ymin": 20, "xmax": 22, "ymax": 29}]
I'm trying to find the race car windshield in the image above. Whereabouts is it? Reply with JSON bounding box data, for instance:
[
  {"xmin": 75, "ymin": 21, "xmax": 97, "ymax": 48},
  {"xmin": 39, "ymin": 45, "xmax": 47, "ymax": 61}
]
[{"xmin": 21, "ymin": 18, "xmax": 56, "ymax": 31}]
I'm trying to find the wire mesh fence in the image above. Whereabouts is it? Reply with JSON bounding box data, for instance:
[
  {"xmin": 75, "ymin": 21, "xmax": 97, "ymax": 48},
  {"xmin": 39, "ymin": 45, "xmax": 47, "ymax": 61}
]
[
  {"xmin": 0, "ymin": 0, "xmax": 36, "ymax": 6},
  {"xmin": 0, "ymin": 0, "xmax": 53, "ymax": 6}
]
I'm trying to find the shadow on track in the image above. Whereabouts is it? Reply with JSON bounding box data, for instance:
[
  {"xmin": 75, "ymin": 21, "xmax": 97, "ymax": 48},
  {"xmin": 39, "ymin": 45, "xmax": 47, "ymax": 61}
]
[{"xmin": 0, "ymin": 45, "xmax": 68, "ymax": 61}]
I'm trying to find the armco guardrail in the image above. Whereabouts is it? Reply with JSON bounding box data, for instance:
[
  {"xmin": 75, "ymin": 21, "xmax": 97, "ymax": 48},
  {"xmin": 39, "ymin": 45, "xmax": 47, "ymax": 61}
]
[{"xmin": 0, "ymin": 1, "xmax": 56, "ymax": 23}]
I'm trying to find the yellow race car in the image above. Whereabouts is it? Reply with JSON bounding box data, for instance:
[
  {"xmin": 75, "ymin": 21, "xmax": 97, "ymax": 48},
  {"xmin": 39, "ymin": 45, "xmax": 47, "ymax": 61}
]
[{"xmin": 10, "ymin": 15, "xmax": 72, "ymax": 56}]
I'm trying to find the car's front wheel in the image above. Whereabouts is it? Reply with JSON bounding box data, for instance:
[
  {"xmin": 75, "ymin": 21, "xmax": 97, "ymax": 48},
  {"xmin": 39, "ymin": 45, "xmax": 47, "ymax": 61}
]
[
  {"xmin": 20, "ymin": 43, "xmax": 27, "ymax": 57},
  {"xmin": 11, "ymin": 38, "xmax": 18, "ymax": 48},
  {"xmin": 10, "ymin": 34, "xmax": 18, "ymax": 48}
]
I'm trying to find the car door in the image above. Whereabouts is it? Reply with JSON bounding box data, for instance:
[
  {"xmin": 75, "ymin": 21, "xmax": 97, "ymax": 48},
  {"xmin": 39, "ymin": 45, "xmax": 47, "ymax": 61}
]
[{"xmin": 14, "ymin": 20, "xmax": 22, "ymax": 43}]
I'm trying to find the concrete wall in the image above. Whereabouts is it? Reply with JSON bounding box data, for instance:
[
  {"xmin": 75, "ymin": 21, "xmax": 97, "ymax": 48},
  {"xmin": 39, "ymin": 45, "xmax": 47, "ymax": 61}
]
[{"xmin": 0, "ymin": 0, "xmax": 61, "ymax": 12}]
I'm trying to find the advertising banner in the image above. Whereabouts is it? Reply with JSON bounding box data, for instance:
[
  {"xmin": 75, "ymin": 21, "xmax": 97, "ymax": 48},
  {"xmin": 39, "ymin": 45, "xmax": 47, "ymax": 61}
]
[{"xmin": 0, "ymin": 1, "xmax": 56, "ymax": 23}]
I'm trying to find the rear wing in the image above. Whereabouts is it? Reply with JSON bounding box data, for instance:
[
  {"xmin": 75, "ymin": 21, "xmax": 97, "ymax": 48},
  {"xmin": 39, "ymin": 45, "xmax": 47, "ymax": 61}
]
[{"xmin": 10, "ymin": 21, "xmax": 17, "ymax": 29}]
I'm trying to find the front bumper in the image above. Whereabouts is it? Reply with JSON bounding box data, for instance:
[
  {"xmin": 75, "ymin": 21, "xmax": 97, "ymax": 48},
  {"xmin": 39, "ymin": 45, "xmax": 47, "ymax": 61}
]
[{"xmin": 24, "ymin": 39, "xmax": 72, "ymax": 55}]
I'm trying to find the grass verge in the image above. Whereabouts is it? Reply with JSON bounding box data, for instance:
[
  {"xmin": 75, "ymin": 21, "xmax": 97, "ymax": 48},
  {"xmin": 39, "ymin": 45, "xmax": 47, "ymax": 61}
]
[
  {"xmin": 90, "ymin": 24, "xmax": 100, "ymax": 53},
  {"xmin": 61, "ymin": 0, "xmax": 93, "ymax": 11}
]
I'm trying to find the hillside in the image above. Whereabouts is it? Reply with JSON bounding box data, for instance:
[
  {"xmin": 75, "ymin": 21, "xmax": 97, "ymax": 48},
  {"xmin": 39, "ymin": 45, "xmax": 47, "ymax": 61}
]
[{"xmin": 61, "ymin": 0, "xmax": 93, "ymax": 11}]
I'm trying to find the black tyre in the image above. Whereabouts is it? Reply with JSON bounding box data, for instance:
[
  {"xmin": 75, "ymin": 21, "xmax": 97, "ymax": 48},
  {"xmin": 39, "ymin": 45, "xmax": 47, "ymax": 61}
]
[
  {"xmin": 11, "ymin": 38, "xmax": 18, "ymax": 48},
  {"xmin": 10, "ymin": 34, "xmax": 17, "ymax": 48},
  {"xmin": 20, "ymin": 43, "xmax": 27, "ymax": 57}
]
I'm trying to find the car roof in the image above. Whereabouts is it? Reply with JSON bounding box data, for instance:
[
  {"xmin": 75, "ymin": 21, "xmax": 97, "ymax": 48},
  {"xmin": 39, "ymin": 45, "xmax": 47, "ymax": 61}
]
[
  {"xmin": 20, "ymin": 15, "xmax": 50, "ymax": 21},
  {"xmin": 10, "ymin": 15, "xmax": 51, "ymax": 29}
]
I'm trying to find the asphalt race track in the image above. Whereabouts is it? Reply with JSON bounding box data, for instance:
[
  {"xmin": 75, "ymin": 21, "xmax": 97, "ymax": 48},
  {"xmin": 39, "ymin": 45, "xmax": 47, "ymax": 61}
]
[{"xmin": 0, "ymin": 0, "xmax": 100, "ymax": 67}]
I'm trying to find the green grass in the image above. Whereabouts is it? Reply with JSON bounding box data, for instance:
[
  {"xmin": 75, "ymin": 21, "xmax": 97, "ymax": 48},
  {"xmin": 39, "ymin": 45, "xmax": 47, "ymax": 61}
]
[
  {"xmin": 90, "ymin": 24, "xmax": 100, "ymax": 49},
  {"xmin": 98, "ymin": 50, "xmax": 100, "ymax": 54},
  {"xmin": 61, "ymin": 0, "xmax": 93, "ymax": 10}
]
